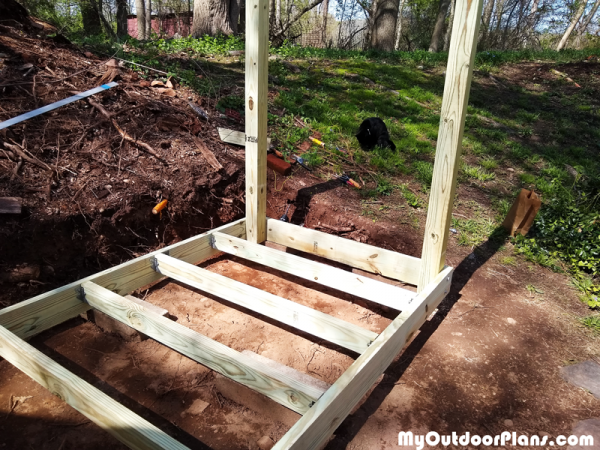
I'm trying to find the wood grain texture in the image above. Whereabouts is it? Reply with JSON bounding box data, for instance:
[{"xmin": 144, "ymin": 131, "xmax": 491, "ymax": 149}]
[
  {"xmin": 273, "ymin": 267, "xmax": 453, "ymax": 450},
  {"xmin": 153, "ymin": 253, "xmax": 377, "ymax": 354},
  {"xmin": 245, "ymin": 0, "xmax": 269, "ymax": 243},
  {"xmin": 0, "ymin": 219, "xmax": 246, "ymax": 339},
  {"xmin": 0, "ymin": 326, "xmax": 189, "ymax": 450},
  {"xmin": 418, "ymin": 0, "xmax": 483, "ymax": 291},
  {"xmin": 0, "ymin": 197, "xmax": 22, "ymax": 214},
  {"xmin": 266, "ymin": 219, "xmax": 421, "ymax": 285},
  {"xmin": 212, "ymin": 232, "xmax": 416, "ymax": 310},
  {"xmin": 218, "ymin": 128, "xmax": 271, "ymax": 147},
  {"xmin": 81, "ymin": 281, "xmax": 322, "ymax": 414}
]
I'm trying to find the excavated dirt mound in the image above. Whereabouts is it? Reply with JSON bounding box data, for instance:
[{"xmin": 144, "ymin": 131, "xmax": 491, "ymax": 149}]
[{"xmin": 0, "ymin": 23, "xmax": 246, "ymax": 307}]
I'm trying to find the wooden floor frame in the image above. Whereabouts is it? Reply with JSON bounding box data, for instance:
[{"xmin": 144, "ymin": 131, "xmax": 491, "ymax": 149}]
[{"xmin": 0, "ymin": 0, "xmax": 483, "ymax": 449}]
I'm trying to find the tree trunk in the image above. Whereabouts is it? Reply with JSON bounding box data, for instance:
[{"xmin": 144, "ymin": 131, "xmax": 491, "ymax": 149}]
[
  {"xmin": 192, "ymin": 0, "xmax": 235, "ymax": 36},
  {"xmin": 576, "ymin": 0, "xmax": 600, "ymax": 46},
  {"xmin": 557, "ymin": 0, "xmax": 588, "ymax": 50},
  {"xmin": 135, "ymin": 0, "xmax": 146, "ymax": 39},
  {"xmin": 276, "ymin": 0, "xmax": 281, "ymax": 32},
  {"xmin": 481, "ymin": 0, "xmax": 495, "ymax": 47},
  {"xmin": 81, "ymin": 0, "xmax": 103, "ymax": 36},
  {"xmin": 370, "ymin": 0, "xmax": 400, "ymax": 51},
  {"xmin": 393, "ymin": 0, "xmax": 405, "ymax": 50},
  {"xmin": 443, "ymin": 0, "xmax": 455, "ymax": 51},
  {"xmin": 429, "ymin": 0, "xmax": 451, "ymax": 52},
  {"xmin": 116, "ymin": 0, "xmax": 128, "ymax": 38},
  {"xmin": 145, "ymin": 0, "xmax": 152, "ymax": 37},
  {"xmin": 230, "ymin": 0, "xmax": 241, "ymax": 33},
  {"xmin": 321, "ymin": 0, "xmax": 329, "ymax": 46}
]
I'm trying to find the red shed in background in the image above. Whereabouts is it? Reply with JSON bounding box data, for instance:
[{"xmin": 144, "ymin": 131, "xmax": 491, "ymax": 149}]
[{"xmin": 127, "ymin": 13, "xmax": 192, "ymax": 38}]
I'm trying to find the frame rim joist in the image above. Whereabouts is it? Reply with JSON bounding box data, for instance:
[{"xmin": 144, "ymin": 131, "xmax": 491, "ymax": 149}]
[
  {"xmin": 0, "ymin": 219, "xmax": 247, "ymax": 340},
  {"xmin": 211, "ymin": 232, "xmax": 416, "ymax": 310},
  {"xmin": 266, "ymin": 219, "xmax": 422, "ymax": 286}
]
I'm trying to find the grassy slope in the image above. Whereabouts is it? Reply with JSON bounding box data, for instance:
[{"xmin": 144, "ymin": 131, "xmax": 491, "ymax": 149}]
[{"xmin": 87, "ymin": 37, "xmax": 600, "ymax": 322}]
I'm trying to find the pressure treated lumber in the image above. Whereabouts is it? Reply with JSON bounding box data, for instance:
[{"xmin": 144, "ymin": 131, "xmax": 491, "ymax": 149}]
[
  {"xmin": 418, "ymin": 0, "xmax": 482, "ymax": 292},
  {"xmin": 245, "ymin": 0, "xmax": 269, "ymax": 243},
  {"xmin": 0, "ymin": 219, "xmax": 246, "ymax": 339},
  {"xmin": 218, "ymin": 128, "xmax": 271, "ymax": 147},
  {"xmin": 212, "ymin": 232, "xmax": 416, "ymax": 310},
  {"xmin": 266, "ymin": 219, "xmax": 421, "ymax": 286},
  {"xmin": 152, "ymin": 253, "xmax": 377, "ymax": 354},
  {"xmin": 80, "ymin": 281, "xmax": 321, "ymax": 414},
  {"xmin": 274, "ymin": 267, "xmax": 453, "ymax": 449},
  {"xmin": 0, "ymin": 325, "xmax": 189, "ymax": 450},
  {"xmin": 0, "ymin": 197, "xmax": 22, "ymax": 214}
]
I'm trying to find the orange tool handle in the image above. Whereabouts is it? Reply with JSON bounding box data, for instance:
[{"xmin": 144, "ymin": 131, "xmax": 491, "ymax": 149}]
[
  {"xmin": 152, "ymin": 199, "xmax": 168, "ymax": 214},
  {"xmin": 348, "ymin": 178, "xmax": 361, "ymax": 189}
]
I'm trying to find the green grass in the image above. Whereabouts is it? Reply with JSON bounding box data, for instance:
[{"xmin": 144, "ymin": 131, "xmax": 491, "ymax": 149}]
[
  {"xmin": 82, "ymin": 37, "xmax": 600, "ymax": 310},
  {"xmin": 580, "ymin": 315, "xmax": 600, "ymax": 332},
  {"xmin": 463, "ymin": 164, "xmax": 496, "ymax": 182}
]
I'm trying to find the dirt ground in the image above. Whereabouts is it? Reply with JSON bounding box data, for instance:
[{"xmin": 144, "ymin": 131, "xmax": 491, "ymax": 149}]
[{"xmin": 1, "ymin": 20, "xmax": 600, "ymax": 450}]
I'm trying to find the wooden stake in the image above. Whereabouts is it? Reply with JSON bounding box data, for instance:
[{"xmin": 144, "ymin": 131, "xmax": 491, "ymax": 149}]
[
  {"xmin": 245, "ymin": 0, "xmax": 269, "ymax": 243},
  {"xmin": 418, "ymin": 0, "xmax": 483, "ymax": 292}
]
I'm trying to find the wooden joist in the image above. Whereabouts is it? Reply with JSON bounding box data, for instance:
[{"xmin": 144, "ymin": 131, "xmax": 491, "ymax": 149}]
[
  {"xmin": 266, "ymin": 219, "xmax": 421, "ymax": 286},
  {"xmin": 0, "ymin": 219, "xmax": 246, "ymax": 340},
  {"xmin": 218, "ymin": 128, "xmax": 271, "ymax": 147},
  {"xmin": 0, "ymin": 197, "xmax": 22, "ymax": 214},
  {"xmin": 273, "ymin": 267, "xmax": 453, "ymax": 449},
  {"xmin": 152, "ymin": 253, "xmax": 378, "ymax": 354},
  {"xmin": 212, "ymin": 232, "xmax": 415, "ymax": 310},
  {"xmin": 418, "ymin": 0, "xmax": 483, "ymax": 291},
  {"xmin": 81, "ymin": 281, "xmax": 323, "ymax": 414},
  {"xmin": 244, "ymin": 0, "xmax": 269, "ymax": 243},
  {"xmin": 0, "ymin": 325, "xmax": 189, "ymax": 450}
]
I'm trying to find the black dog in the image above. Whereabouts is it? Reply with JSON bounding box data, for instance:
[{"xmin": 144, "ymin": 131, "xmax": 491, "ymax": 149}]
[{"xmin": 356, "ymin": 117, "xmax": 396, "ymax": 151}]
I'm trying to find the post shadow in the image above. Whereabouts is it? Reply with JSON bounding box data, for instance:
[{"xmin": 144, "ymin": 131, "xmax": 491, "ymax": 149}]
[{"xmin": 325, "ymin": 228, "xmax": 509, "ymax": 449}]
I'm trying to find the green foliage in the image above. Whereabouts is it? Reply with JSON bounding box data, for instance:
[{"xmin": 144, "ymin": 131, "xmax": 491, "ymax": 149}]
[
  {"xmin": 216, "ymin": 95, "xmax": 244, "ymax": 113},
  {"xmin": 580, "ymin": 315, "xmax": 600, "ymax": 332},
  {"xmin": 375, "ymin": 176, "xmax": 394, "ymax": 196},
  {"xmin": 413, "ymin": 160, "xmax": 434, "ymax": 187},
  {"xmin": 515, "ymin": 198, "xmax": 600, "ymax": 277},
  {"xmin": 463, "ymin": 164, "xmax": 496, "ymax": 182},
  {"xmin": 150, "ymin": 35, "xmax": 245, "ymax": 56},
  {"xmin": 399, "ymin": 184, "xmax": 422, "ymax": 208},
  {"xmin": 451, "ymin": 217, "xmax": 497, "ymax": 247}
]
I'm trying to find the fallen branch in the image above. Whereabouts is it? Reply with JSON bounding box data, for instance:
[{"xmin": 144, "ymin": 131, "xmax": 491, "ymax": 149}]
[
  {"xmin": 316, "ymin": 223, "xmax": 354, "ymax": 233},
  {"xmin": 191, "ymin": 135, "xmax": 223, "ymax": 171},
  {"xmin": 4, "ymin": 141, "xmax": 51, "ymax": 171},
  {"xmin": 111, "ymin": 120, "xmax": 168, "ymax": 165},
  {"xmin": 87, "ymin": 98, "xmax": 168, "ymax": 164}
]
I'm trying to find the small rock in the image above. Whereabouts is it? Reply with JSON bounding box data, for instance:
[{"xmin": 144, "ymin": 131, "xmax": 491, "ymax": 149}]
[
  {"xmin": 507, "ymin": 318, "xmax": 517, "ymax": 325},
  {"xmin": 257, "ymin": 436, "xmax": 275, "ymax": 450},
  {"xmin": 504, "ymin": 419, "xmax": 514, "ymax": 427},
  {"xmin": 184, "ymin": 399, "xmax": 210, "ymax": 416},
  {"xmin": 568, "ymin": 418, "xmax": 600, "ymax": 450},
  {"xmin": 507, "ymin": 168, "xmax": 515, "ymax": 172}
]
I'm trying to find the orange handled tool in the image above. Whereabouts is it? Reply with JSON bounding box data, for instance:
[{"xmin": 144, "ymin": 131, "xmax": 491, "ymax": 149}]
[
  {"xmin": 152, "ymin": 199, "xmax": 168, "ymax": 214},
  {"xmin": 336, "ymin": 174, "xmax": 361, "ymax": 189}
]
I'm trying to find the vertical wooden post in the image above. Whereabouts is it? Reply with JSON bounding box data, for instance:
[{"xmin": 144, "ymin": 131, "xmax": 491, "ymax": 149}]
[
  {"xmin": 245, "ymin": 0, "xmax": 269, "ymax": 243},
  {"xmin": 418, "ymin": 0, "xmax": 483, "ymax": 292}
]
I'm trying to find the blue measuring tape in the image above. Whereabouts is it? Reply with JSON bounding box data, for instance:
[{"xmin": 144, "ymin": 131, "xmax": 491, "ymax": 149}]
[{"xmin": 0, "ymin": 82, "xmax": 118, "ymax": 131}]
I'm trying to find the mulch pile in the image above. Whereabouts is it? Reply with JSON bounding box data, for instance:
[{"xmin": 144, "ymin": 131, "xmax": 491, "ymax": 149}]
[{"xmin": 0, "ymin": 20, "xmax": 246, "ymax": 223}]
